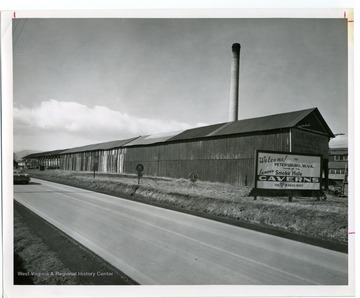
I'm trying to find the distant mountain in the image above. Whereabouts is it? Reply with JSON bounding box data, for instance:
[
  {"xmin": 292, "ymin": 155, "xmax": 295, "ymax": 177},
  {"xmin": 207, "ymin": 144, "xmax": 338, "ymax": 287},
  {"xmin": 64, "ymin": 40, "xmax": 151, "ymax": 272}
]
[{"xmin": 14, "ymin": 150, "xmax": 39, "ymax": 161}]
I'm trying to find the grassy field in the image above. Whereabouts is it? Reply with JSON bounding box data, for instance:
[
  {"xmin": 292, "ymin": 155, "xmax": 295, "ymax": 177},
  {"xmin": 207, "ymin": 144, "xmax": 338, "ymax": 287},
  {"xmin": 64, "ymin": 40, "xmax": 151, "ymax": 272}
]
[{"xmin": 28, "ymin": 169, "xmax": 348, "ymax": 245}]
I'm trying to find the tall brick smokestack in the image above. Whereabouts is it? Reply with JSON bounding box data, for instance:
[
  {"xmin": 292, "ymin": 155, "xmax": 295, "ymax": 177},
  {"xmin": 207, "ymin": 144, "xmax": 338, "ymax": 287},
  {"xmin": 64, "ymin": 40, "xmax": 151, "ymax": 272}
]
[{"xmin": 229, "ymin": 43, "xmax": 241, "ymax": 121}]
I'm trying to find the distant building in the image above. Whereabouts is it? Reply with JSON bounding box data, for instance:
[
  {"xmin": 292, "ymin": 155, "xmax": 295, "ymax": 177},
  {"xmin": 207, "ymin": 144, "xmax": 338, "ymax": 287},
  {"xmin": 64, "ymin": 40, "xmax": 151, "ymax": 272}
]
[
  {"xmin": 328, "ymin": 147, "xmax": 348, "ymax": 184},
  {"xmin": 17, "ymin": 160, "xmax": 26, "ymax": 168}
]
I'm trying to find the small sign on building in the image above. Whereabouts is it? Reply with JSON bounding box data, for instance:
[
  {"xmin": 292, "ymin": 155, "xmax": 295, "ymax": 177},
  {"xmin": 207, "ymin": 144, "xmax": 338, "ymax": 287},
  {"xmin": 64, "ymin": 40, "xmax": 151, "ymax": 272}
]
[{"xmin": 250, "ymin": 150, "xmax": 324, "ymax": 200}]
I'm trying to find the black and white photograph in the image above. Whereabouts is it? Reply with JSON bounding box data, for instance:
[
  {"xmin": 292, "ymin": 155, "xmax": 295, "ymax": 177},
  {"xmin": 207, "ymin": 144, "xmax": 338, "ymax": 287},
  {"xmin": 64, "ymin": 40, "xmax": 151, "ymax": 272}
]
[{"xmin": 1, "ymin": 5, "xmax": 356, "ymax": 298}]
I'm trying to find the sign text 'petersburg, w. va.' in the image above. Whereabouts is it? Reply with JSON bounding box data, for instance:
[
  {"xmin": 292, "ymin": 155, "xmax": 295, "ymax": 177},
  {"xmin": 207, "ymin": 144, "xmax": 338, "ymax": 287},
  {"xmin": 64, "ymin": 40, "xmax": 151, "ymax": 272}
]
[{"xmin": 256, "ymin": 151, "xmax": 322, "ymax": 190}]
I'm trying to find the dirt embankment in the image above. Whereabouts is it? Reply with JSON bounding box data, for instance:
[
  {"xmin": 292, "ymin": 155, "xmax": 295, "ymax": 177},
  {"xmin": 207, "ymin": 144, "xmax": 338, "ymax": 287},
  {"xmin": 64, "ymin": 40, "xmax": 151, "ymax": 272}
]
[{"xmin": 28, "ymin": 169, "xmax": 348, "ymax": 249}]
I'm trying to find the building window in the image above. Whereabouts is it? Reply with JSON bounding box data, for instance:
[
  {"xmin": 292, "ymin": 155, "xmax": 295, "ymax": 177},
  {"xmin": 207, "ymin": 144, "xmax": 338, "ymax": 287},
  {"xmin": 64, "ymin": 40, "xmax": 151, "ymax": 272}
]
[
  {"xmin": 333, "ymin": 154, "xmax": 348, "ymax": 161},
  {"xmin": 331, "ymin": 169, "xmax": 346, "ymax": 174}
]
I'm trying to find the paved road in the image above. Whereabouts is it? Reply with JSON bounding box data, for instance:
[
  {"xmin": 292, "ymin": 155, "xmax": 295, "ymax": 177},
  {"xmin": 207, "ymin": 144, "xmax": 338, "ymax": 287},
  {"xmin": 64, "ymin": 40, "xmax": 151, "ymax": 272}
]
[{"xmin": 14, "ymin": 178, "xmax": 348, "ymax": 285}]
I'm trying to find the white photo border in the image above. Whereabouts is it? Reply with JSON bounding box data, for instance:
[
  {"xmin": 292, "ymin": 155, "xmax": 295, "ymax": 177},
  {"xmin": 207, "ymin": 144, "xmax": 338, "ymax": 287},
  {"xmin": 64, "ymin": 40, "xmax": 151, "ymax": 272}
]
[{"xmin": 1, "ymin": 5, "xmax": 356, "ymax": 298}]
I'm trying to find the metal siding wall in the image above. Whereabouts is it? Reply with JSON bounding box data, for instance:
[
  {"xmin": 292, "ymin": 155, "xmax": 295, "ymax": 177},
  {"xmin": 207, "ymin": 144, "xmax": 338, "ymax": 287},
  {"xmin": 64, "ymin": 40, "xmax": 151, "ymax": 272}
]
[
  {"xmin": 59, "ymin": 132, "xmax": 290, "ymax": 185},
  {"xmin": 118, "ymin": 148, "xmax": 125, "ymax": 173},
  {"xmin": 99, "ymin": 155, "xmax": 105, "ymax": 172},
  {"xmin": 59, "ymin": 148, "xmax": 127, "ymax": 173},
  {"xmin": 291, "ymin": 128, "xmax": 329, "ymax": 158},
  {"xmin": 124, "ymin": 132, "xmax": 290, "ymax": 185}
]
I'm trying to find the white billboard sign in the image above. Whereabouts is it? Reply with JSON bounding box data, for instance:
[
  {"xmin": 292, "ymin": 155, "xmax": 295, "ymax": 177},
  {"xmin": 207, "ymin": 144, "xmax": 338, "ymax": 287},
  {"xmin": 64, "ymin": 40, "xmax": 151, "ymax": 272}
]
[{"xmin": 256, "ymin": 151, "xmax": 322, "ymax": 190}]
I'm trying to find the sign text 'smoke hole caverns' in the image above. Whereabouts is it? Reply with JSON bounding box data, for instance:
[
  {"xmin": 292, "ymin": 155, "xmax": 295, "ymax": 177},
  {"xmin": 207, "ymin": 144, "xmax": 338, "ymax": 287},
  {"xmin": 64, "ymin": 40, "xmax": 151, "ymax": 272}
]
[{"xmin": 251, "ymin": 150, "xmax": 324, "ymax": 201}]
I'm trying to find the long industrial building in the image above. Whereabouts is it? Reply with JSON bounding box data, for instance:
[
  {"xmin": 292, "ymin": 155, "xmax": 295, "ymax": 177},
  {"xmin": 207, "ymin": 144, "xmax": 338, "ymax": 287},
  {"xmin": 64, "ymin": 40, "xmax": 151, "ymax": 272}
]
[
  {"xmin": 23, "ymin": 44, "xmax": 335, "ymax": 186},
  {"xmin": 24, "ymin": 107, "xmax": 334, "ymax": 186}
]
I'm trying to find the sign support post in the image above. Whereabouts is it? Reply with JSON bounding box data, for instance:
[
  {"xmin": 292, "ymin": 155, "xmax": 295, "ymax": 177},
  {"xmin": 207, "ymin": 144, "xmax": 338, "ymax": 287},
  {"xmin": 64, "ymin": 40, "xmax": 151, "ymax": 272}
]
[{"xmin": 136, "ymin": 163, "xmax": 144, "ymax": 185}]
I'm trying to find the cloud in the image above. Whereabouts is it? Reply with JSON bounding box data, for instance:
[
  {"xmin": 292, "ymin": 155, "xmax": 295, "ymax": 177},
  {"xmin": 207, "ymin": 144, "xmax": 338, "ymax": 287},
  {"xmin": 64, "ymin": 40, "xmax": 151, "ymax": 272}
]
[
  {"xmin": 329, "ymin": 135, "xmax": 348, "ymax": 149},
  {"xmin": 14, "ymin": 99, "xmax": 207, "ymax": 151}
]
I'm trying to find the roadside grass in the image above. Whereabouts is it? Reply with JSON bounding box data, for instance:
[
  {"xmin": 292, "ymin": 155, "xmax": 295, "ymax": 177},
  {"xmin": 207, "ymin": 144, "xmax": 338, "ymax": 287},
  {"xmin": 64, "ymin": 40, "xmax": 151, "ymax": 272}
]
[
  {"xmin": 28, "ymin": 169, "xmax": 348, "ymax": 245},
  {"xmin": 14, "ymin": 205, "xmax": 79, "ymax": 285}
]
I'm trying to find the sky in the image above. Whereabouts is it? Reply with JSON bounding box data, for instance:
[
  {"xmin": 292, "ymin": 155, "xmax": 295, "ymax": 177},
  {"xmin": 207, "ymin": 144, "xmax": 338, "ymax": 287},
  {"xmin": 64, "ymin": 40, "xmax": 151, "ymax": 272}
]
[{"xmin": 12, "ymin": 17, "xmax": 349, "ymax": 152}]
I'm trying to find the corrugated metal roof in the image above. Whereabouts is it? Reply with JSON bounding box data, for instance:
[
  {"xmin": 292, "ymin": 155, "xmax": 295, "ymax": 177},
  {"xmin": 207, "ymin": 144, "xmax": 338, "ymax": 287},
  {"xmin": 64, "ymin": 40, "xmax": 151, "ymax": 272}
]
[
  {"xmin": 26, "ymin": 108, "xmax": 334, "ymax": 157},
  {"xmin": 168, "ymin": 108, "xmax": 334, "ymax": 142},
  {"xmin": 61, "ymin": 137, "xmax": 138, "ymax": 154},
  {"xmin": 124, "ymin": 131, "xmax": 184, "ymax": 147},
  {"xmin": 209, "ymin": 108, "xmax": 324, "ymax": 137},
  {"xmin": 24, "ymin": 149, "xmax": 67, "ymax": 159},
  {"xmin": 168, "ymin": 123, "xmax": 225, "ymax": 142}
]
